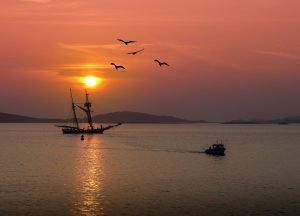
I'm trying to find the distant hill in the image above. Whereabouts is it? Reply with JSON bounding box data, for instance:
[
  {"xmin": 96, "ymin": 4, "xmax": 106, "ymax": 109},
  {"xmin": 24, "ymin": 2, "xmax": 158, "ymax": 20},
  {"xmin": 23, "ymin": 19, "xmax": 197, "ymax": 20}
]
[
  {"xmin": 0, "ymin": 112, "xmax": 62, "ymax": 123},
  {"xmin": 223, "ymin": 116, "xmax": 300, "ymax": 124},
  {"xmin": 267, "ymin": 116, "xmax": 300, "ymax": 124},
  {"xmin": 0, "ymin": 111, "xmax": 204, "ymax": 124},
  {"xmin": 223, "ymin": 119, "xmax": 262, "ymax": 124},
  {"xmin": 93, "ymin": 112, "xmax": 204, "ymax": 124}
]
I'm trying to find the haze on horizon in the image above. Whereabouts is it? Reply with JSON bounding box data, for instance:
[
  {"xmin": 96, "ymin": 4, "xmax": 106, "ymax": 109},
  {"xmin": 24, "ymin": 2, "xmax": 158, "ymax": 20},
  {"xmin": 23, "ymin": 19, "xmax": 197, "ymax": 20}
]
[{"xmin": 0, "ymin": 0, "xmax": 300, "ymax": 121}]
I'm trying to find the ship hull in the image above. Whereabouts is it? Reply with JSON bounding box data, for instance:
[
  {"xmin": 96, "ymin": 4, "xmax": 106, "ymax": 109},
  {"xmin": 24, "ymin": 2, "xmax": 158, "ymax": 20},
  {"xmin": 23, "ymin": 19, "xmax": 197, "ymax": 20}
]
[
  {"xmin": 62, "ymin": 128, "xmax": 104, "ymax": 134},
  {"xmin": 205, "ymin": 149, "xmax": 225, "ymax": 156}
]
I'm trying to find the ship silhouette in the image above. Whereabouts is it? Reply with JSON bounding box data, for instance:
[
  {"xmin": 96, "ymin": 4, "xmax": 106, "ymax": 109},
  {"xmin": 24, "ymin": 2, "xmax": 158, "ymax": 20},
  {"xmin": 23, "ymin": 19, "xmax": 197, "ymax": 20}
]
[{"xmin": 56, "ymin": 89, "xmax": 121, "ymax": 134}]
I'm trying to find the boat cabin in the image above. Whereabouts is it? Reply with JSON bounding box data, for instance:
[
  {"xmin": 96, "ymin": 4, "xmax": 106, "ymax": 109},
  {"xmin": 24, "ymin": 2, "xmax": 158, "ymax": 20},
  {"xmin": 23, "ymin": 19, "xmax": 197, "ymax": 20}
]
[
  {"xmin": 205, "ymin": 142, "xmax": 226, "ymax": 156},
  {"xmin": 211, "ymin": 144, "xmax": 225, "ymax": 149}
]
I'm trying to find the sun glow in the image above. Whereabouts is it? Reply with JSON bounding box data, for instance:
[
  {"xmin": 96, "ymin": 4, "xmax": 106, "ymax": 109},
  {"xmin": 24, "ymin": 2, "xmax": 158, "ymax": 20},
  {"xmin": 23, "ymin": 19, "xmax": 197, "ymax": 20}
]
[{"xmin": 83, "ymin": 76, "xmax": 100, "ymax": 87}]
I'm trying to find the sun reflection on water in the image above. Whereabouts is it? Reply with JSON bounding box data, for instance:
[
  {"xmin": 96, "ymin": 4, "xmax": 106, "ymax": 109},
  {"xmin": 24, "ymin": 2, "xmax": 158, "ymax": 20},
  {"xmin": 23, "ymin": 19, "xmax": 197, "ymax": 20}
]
[{"xmin": 71, "ymin": 136, "xmax": 105, "ymax": 216}]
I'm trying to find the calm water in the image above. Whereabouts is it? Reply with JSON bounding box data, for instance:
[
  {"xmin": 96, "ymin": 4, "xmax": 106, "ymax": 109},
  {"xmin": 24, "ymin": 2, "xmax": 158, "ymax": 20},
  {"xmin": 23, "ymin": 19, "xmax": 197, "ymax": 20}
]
[{"xmin": 0, "ymin": 123, "xmax": 299, "ymax": 216}]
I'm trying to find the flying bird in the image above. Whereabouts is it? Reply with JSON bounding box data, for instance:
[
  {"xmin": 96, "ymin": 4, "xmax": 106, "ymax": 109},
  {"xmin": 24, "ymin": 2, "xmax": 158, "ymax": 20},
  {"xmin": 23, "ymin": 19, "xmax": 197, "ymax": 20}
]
[
  {"xmin": 154, "ymin": 59, "xmax": 169, "ymax": 67},
  {"xmin": 117, "ymin": 39, "xmax": 136, "ymax": 45},
  {"xmin": 128, "ymin": 48, "xmax": 145, "ymax": 55},
  {"xmin": 111, "ymin": 63, "xmax": 126, "ymax": 70}
]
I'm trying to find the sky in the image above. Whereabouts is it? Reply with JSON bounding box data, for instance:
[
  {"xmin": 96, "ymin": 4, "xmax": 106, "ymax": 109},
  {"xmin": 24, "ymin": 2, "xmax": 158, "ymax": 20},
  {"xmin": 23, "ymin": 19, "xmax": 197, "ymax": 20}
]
[{"xmin": 0, "ymin": 0, "xmax": 300, "ymax": 121}]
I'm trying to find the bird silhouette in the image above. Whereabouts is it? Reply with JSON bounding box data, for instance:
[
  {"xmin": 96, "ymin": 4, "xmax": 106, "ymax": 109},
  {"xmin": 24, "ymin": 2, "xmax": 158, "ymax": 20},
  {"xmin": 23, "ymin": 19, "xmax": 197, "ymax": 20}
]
[
  {"xmin": 154, "ymin": 59, "xmax": 169, "ymax": 67},
  {"xmin": 117, "ymin": 39, "xmax": 136, "ymax": 45},
  {"xmin": 111, "ymin": 63, "xmax": 126, "ymax": 70},
  {"xmin": 128, "ymin": 48, "xmax": 145, "ymax": 55}
]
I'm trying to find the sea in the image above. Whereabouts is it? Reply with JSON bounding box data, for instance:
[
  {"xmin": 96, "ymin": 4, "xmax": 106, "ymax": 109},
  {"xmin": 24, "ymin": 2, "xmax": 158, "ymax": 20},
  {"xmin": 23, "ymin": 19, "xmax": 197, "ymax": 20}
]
[{"xmin": 0, "ymin": 123, "xmax": 299, "ymax": 216}]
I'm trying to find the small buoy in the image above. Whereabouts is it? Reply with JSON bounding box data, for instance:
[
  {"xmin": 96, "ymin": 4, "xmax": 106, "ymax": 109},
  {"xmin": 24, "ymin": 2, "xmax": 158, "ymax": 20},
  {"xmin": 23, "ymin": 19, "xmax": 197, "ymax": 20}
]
[{"xmin": 81, "ymin": 135, "xmax": 84, "ymax": 141}]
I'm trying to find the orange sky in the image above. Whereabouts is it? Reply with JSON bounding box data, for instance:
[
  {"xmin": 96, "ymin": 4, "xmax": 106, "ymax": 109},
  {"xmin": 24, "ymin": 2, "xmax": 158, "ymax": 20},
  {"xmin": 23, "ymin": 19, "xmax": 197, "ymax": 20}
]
[{"xmin": 0, "ymin": 0, "xmax": 300, "ymax": 121}]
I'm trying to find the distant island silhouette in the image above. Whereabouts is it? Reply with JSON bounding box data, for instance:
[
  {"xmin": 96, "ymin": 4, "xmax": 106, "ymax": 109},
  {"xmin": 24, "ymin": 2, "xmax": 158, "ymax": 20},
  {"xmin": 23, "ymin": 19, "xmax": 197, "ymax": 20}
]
[
  {"xmin": 1, "ymin": 112, "xmax": 300, "ymax": 124},
  {"xmin": 223, "ymin": 117, "xmax": 300, "ymax": 124},
  {"xmin": 0, "ymin": 112, "xmax": 205, "ymax": 124}
]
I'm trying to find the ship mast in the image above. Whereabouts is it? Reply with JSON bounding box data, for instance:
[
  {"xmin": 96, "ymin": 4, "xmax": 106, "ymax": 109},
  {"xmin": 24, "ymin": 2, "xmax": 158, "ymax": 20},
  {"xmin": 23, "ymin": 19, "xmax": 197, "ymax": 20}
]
[
  {"xmin": 70, "ymin": 88, "xmax": 80, "ymax": 129},
  {"xmin": 77, "ymin": 89, "xmax": 94, "ymax": 129}
]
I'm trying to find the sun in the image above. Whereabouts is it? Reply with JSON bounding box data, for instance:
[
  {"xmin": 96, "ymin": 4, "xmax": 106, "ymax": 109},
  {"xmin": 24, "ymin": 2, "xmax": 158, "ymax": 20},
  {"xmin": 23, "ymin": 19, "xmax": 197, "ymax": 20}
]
[{"xmin": 84, "ymin": 76, "xmax": 98, "ymax": 87}]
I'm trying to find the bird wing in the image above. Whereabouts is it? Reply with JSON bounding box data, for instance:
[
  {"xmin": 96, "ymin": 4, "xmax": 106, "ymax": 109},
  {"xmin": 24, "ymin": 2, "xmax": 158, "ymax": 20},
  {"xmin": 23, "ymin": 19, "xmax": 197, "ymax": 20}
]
[
  {"xmin": 136, "ymin": 48, "xmax": 144, "ymax": 53},
  {"xmin": 127, "ymin": 51, "xmax": 136, "ymax": 54},
  {"xmin": 128, "ymin": 49, "xmax": 144, "ymax": 55},
  {"xmin": 127, "ymin": 40, "xmax": 136, "ymax": 44},
  {"xmin": 163, "ymin": 62, "xmax": 169, "ymax": 66},
  {"xmin": 117, "ymin": 39, "xmax": 126, "ymax": 43}
]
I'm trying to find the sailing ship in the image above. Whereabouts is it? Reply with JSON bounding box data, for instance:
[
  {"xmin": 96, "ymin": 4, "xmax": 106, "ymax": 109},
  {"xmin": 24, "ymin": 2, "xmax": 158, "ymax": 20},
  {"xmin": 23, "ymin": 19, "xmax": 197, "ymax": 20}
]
[{"xmin": 56, "ymin": 89, "xmax": 121, "ymax": 134}]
